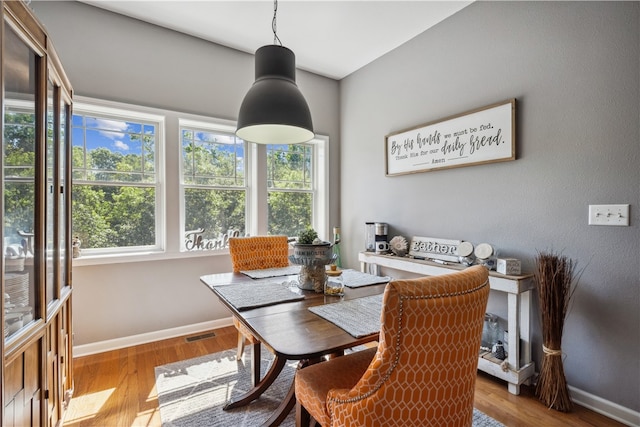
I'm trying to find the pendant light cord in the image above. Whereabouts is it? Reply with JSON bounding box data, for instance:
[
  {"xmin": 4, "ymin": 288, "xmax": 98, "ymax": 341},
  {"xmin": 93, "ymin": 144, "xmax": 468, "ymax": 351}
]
[{"xmin": 272, "ymin": 0, "xmax": 282, "ymax": 46}]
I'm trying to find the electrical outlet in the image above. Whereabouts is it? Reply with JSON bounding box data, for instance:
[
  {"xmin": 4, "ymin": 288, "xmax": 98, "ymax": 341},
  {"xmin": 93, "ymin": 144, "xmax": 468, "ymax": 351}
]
[{"xmin": 588, "ymin": 204, "xmax": 630, "ymax": 226}]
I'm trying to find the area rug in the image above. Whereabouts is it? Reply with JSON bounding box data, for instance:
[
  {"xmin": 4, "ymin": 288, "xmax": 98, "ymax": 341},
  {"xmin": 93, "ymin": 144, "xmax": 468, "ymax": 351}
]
[{"xmin": 155, "ymin": 347, "xmax": 505, "ymax": 427}]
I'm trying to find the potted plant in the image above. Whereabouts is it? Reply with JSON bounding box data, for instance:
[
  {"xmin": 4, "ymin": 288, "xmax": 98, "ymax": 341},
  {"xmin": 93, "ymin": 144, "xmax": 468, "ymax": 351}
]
[
  {"xmin": 293, "ymin": 228, "xmax": 333, "ymax": 258},
  {"xmin": 290, "ymin": 227, "xmax": 335, "ymax": 292}
]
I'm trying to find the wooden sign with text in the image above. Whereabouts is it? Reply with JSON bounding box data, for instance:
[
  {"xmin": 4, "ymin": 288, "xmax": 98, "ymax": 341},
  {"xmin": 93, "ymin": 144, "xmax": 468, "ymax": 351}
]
[
  {"xmin": 409, "ymin": 236, "xmax": 462, "ymax": 263},
  {"xmin": 385, "ymin": 99, "xmax": 515, "ymax": 176}
]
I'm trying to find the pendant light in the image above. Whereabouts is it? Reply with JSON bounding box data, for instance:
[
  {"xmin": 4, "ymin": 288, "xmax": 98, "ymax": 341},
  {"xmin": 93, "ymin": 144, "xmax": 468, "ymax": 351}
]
[{"xmin": 236, "ymin": 0, "xmax": 314, "ymax": 145}]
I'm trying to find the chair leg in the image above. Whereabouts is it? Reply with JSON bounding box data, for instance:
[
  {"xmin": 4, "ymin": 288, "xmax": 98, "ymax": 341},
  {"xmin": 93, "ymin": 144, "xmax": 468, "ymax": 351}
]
[
  {"xmin": 296, "ymin": 400, "xmax": 311, "ymax": 427},
  {"xmin": 237, "ymin": 331, "xmax": 245, "ymax": 359},
  {"xmin": 251, "ymin": 340, "xmax": 261, "ymax": 386}
]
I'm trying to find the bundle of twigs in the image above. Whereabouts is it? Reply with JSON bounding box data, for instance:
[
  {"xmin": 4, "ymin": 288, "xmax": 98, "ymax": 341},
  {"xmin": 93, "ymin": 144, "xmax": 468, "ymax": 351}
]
[{"xmin": 534, "ymin": 251, "xmax": 578, "ymax": 412}]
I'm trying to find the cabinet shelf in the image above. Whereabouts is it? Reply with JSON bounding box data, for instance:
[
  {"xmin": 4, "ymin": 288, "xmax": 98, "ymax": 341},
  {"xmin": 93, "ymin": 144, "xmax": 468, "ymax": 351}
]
[{"xmin": 359, "ymin": 251, "xmax": 535, "ymax": 395}]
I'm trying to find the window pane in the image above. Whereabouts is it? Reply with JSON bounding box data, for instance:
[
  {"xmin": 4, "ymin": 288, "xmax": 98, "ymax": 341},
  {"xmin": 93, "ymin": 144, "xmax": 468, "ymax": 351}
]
[
  {"xmin": 72, "ymin": 185, "xmax": 156, "ymax": 249},
  {"xmin": 181, "ymin": 128, "xmax": 244, "ymax": 186},
  {"xmin": 60, "ymin": 100, "xmax": 69, "ymax": 289},
  {"xmin": 46, "ymin": 79, "xmax": 56, "ymax": 304},
  {"xmin": 268, "ymin": 191, "xmax": 312, "ymax": 237},
  {"xmin": 72, "ymin": 115, "xmax": 156, "ymax": 183},
  {"xmin": 184, "ymin": 188, "xmax": 245, "ymax": 249},
  {"xmin": 267, "ymin": 143, "xmax": 314, "ymax": 237},
  {"xmin": 72, "ymin": 129, "xmax": 86, "ymax": 171},
  {"xmin": 267, "ymin": 144, "xmax": 312, "ymax": 190}
]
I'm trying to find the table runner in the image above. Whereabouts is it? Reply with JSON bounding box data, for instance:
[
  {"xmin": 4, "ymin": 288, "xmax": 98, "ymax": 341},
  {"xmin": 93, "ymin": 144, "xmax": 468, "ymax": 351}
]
[
  {"xmin": 309, "ymin": 294, "xmax": 383, "ymax": 338},
  {"xmin": 240, "ymin": 265, "xmax": 301, "ymax": 279},
  {"xmin": 342, "ymin": 269, "xmax": 391, "ymax": 288},
  {"xmin": 214, "ymin": 280, "xmax": 303, "ymax": 311}
]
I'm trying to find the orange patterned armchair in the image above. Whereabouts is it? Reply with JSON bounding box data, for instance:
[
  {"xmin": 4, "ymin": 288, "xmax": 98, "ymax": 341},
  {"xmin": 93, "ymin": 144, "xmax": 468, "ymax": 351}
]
[
  {"xmin": 294, "ymin": 265, "xmax": 490, "ymax": 427},
  {"xmin": 228, "ymin": 235, "xmax": 290, "ymax": 385}
]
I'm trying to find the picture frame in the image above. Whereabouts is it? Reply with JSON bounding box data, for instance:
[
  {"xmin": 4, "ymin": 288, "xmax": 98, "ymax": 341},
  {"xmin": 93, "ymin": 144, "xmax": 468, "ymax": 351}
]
[{"xmin": 385, "ymin": 99, "xmax": 516, "ymax": 176}]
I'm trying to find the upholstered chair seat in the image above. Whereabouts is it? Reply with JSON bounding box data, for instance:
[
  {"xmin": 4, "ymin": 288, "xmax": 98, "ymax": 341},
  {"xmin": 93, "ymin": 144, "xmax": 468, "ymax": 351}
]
[
  {"xmin": 228, "ymin": 235, "xmax": 290, "ymax": 385},
  {"xmin": 295, "ymin": 265, "xmax": 490, "ymax": 427}
]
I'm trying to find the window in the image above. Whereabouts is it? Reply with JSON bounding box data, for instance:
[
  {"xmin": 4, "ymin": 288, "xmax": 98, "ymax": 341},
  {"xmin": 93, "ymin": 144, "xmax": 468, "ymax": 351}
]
[
  {"xmin": 71, "ymin": 103, "xmax": 164, "ymax": 254},
  {"xmin": 68, "ymin": 97, "xmax": 328, "ymax": 261},
  {"xmin": 180, "ymin": 121, "xmax": 246, "ymax": 251},
  {"xmin": 180, "ymin": 119, "xmax": 327, "ymax": 252},
  {"xmin": 267, "ymin": 144, "xmax": 313, "ymax": 237}
]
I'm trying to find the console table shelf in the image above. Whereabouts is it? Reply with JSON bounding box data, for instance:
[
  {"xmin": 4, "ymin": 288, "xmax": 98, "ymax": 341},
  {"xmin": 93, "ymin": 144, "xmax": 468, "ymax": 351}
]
[{"xmin": 358, "ymin": 251, "xmax": 535, "ymax": 395}]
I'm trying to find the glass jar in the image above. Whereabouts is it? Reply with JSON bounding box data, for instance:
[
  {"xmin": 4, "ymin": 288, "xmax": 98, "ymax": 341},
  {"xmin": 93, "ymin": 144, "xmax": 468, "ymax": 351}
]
[
  {"xmin": 481, "ymin": 313, "xmax": 500, "ymax": 351},
  {"xmin": 324, "ymin": 265, "xmax": 344, "ymax": 296}
]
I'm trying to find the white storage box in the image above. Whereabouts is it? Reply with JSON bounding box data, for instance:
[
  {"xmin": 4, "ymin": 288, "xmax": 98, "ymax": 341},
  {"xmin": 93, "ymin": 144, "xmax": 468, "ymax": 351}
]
[{"xmin": 497, "ymin": 258, "xmax": 521, "ymax": 275}]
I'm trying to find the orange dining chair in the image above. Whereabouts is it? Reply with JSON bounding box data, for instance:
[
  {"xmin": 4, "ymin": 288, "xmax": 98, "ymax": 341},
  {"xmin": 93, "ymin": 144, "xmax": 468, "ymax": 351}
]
[
  {"xmin": 228, "ymin": 235, "xmax": 290, "ymax": 386},
  {"xmin": 294, "ymin": 265, "xmax": 490, "ymax": 427}
]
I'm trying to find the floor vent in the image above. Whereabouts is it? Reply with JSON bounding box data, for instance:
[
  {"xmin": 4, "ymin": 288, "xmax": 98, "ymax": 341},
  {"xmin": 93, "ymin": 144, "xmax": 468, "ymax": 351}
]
[{"xmin": 185, "ymin": 332, "xmax": 216, "ymax": 342}]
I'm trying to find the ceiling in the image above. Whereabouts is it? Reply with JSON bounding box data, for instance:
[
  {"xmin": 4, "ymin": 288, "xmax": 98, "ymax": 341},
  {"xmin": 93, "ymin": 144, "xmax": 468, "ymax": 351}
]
[{"xmin": 77, "ymin": 1, "xmax": 473, "ymax": 80}]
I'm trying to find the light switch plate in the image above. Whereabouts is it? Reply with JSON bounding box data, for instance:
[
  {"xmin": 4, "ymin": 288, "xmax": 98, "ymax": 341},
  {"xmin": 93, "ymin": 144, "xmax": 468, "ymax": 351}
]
[{"xmin": 588, "ymin": 204, "xmax": 630, "ymax": 226}]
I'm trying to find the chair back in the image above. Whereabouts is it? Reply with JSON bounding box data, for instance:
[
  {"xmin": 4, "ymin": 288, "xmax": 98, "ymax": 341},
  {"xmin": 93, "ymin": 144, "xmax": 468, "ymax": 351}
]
[
  {"xmin": 228, "ymin": 235, "xmax": 290, "ymax": 272},
  {"xmin": 327, "ymin": 265, "xmax": 490, "ymax": 426}
]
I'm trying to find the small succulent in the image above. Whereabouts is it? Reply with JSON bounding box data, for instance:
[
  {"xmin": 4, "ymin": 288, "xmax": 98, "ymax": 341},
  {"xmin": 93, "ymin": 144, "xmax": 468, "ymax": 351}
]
[{"xmin": 297, "ymin": 227, "xmax": 319, "ymax": 245}]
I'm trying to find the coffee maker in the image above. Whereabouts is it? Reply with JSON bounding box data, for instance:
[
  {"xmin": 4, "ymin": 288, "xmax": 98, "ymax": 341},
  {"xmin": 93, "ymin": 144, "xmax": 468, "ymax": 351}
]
[{"xmin": 374, "ymin": 222, "xmax": 389, "ymax": 253}]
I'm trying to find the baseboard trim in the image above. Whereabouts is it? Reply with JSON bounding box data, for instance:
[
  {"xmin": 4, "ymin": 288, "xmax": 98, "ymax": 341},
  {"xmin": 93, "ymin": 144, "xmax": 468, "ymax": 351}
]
[
  {"xmin": 73, "ymin": 318, "xmax": 234, "ymax": 358},
  {"xmin": 570, "ymin": 385, "xmax": 640, "ymax": 427}
]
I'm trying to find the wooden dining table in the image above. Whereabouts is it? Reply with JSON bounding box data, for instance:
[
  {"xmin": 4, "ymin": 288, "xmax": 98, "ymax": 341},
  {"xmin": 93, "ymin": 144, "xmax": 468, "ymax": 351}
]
[{"xmin": 200, "ymin": 271, "xmax": 388, "ymax": 426}]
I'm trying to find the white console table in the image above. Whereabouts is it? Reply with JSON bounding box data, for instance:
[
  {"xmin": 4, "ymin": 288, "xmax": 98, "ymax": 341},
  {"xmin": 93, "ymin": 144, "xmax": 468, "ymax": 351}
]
[{"xmin": 359, "ymin": 251, "xmax": 535, "ymax": 395}]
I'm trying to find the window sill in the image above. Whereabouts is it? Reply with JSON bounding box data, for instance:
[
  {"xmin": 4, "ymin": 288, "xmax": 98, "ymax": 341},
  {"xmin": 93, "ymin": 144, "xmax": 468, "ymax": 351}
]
[{"xmin": 71, "ymin": 249, "xmax": 229, "ymax": 267}]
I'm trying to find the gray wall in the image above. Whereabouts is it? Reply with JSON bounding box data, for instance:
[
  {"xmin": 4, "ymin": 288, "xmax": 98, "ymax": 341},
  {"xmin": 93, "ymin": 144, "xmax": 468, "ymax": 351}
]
[
  {"xmin": 340, "ymin": 1, "xmax": 639, "ymax": 412},
  {"xmin": 31, "ymin": 2, "xmax": 341, "ymax": 344}
]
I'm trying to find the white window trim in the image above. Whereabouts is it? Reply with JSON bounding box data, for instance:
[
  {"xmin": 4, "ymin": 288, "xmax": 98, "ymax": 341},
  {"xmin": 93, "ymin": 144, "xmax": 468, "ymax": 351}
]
[
  {"xmin": 71, "ymin": 96, "xmax": 166, "ymax": 258},
  {"xmin": 312, "ymin": 134, "xmax": 330, "ymax": 242}
]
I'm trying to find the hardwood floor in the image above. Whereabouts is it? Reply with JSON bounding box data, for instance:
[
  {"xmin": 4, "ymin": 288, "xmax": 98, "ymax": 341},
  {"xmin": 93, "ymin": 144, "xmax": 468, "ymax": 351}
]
[{"xmin": 63, "ymin": 326, "xmax": 624, "ymax": 427}]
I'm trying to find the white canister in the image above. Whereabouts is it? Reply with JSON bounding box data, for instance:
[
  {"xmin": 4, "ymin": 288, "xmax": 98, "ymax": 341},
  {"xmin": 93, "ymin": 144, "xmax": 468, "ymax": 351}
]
[
  {"xmin": 457, "ymin": 241, "xmax": 475, "ymax": 266},
  {"xmin": 475, "ymin": 243, "xmax": 497, "ymax": 270},
  {"xmin": 474, "ymin": 243, "xmax": 494, "ymax": 259}
]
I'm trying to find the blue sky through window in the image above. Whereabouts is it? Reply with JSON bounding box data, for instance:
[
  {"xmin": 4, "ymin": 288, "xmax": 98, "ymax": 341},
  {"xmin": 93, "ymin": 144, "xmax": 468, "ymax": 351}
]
[{"xmin": 72, "ymin": 114, "xmax": 153, "ymax": 157}]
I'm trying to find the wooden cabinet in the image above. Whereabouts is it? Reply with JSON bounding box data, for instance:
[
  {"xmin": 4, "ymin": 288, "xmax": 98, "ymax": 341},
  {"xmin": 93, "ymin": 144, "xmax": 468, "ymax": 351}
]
[
  {"xmin": 359, "ymin": 251, "xmax": 535, "ymax": 395},
  {"xmin": 2, "ymin": 1, "xmax": 73, "ymax": 425}
]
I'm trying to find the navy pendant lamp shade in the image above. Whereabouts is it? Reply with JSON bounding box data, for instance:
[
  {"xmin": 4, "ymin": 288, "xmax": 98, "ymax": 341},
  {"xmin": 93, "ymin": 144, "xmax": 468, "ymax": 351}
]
[{"xmin": 236, "ymin": 45, "xmax": 314, "ymax": 144}]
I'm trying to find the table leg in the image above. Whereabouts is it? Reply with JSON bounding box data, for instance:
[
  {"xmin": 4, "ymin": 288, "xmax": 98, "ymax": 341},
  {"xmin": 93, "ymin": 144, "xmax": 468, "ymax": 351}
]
[
  {"xmin": 260, "ymin": 359, "xmax": 317, "ymax": 427},
  {"xmin": 252, "ymin": 341, "xmax": 261, "ymax": 386},
  {"xmin": 223, "ymin": 354, "xmax": 287, "ymax": 410},
  {"xmin": 261, "ymin": 377, "xmax": 297, "ymax": 427}
]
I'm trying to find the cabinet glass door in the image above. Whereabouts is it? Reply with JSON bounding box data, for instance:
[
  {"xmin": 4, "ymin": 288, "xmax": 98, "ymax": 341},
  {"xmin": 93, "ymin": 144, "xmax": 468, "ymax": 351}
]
[
  {"xmin": 59, "ymin": 97, "xmax": 70, "ymax": 290},
  {"xmin": 3, "ymin": 25, "xmax": 39, "ymax": 340},
  {"xmin": 46, "ymin": 78, "xmax": 57, "ymax": 305}
]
